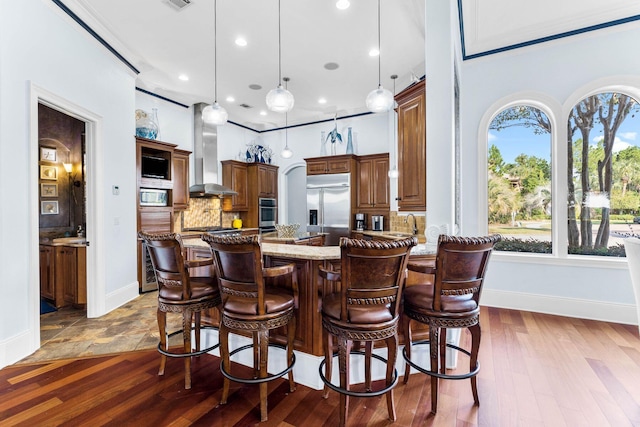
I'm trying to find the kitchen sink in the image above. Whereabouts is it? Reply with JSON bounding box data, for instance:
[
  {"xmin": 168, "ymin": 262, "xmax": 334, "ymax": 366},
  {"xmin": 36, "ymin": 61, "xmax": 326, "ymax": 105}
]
[{"xmin": 53, "ymin": 237, "xmax": 87, "ymax": 244}]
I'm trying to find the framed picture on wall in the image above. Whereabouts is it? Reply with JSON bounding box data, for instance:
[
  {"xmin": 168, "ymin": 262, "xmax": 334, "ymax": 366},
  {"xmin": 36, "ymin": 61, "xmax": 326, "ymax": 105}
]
[
  {"xmin": 40, "ymin": 183, "xmax": 58, "ymax": 197},
  {"xmin": 41, "ymin": 201, "xmax": 59, "ymax": 215},
  {"xmin": 40, "ymin": 146, "xmax": 57, "ymax": 162},
  {"xmin": 40, "ymin": 165, "xmax": 57, "ymax": 180}
]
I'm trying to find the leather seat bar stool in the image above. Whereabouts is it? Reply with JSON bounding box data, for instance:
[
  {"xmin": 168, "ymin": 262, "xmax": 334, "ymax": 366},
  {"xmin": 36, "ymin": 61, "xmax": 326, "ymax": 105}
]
[
  {"xmin": 202, "ymin": 234, "xmax": 298, "ymax": 422},
  {"xmin": 319, "ymin": 236, "xmax": 417, "ymax": 427},
  {"xmin": 138, "ymin": 231, "xmax": 222, "ymax": 390},
  {"xmin": 402, "ymin": 234, "xmax": 501, "ymax": 414}
]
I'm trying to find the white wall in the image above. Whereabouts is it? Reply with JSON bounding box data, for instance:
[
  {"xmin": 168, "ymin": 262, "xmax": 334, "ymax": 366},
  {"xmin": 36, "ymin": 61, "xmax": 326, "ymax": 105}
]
[
  {"xmin": 458, "ymin": 22, "xmax": 640, "ymax": 323},
  {"xmin": 0, "ymin": 0, "xmax": 138, "ymax": 367},
  {"xmin": 135, "ymin": 91, "xmax": 194, "ymax": 152}
]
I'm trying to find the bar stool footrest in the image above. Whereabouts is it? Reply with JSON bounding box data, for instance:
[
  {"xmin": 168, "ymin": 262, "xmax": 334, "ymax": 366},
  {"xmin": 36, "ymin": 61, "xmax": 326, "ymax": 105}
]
[
  {"xmin": 319, "ymin": 350, "xmax": 398, "ymax": 398},
  {"xmin": 402, "ymin": 339, "xmax": 479, "ymax": 380},
  {"xmin": 220, "ymin": 343, "xmax": 296, "ymax": 385},
  {"xmin": 158, "ymin": 325, "xmax": 220, "ymax": 358}
]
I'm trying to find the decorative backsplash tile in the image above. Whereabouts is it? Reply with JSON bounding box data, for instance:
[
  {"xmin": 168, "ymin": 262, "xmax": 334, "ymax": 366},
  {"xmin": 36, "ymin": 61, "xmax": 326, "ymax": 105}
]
[
  {"xmin": 181, "ymin": 198, "xmax": 222, "ymax": 229},
  {"xmin": 390, "ymin": 211, "xmax": 426, "ymax": 242}
]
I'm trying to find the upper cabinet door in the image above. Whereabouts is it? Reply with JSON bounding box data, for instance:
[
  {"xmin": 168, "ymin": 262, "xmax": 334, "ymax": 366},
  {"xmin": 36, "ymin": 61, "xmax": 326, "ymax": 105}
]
[
  {"xmin": 256, "ymin": 164, "xmax": 278, "ymax": 198},
  {"xmin": 356, "ymin": 153, "xmax": 389, "ymax": 209},
  {"xmin": 222, "ymin": 160, "xmax": 249, "ymax": 211},
  {"xmin": 396, "ymin": 80, "xmax": 426, "ymax": 211}
]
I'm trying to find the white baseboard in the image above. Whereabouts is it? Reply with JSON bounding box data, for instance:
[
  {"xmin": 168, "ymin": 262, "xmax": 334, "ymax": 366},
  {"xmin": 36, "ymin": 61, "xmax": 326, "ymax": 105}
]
[
  {"xmin": 0, "ymin": 329, "xmax": 37, "ymax": 368},
  {"xmin": 103, "ymin": 281, "xmax": 139, "ymax": 315},
  {"xmin": 481, "ymin": 289, "xmax": 639, "ymax": 325}
]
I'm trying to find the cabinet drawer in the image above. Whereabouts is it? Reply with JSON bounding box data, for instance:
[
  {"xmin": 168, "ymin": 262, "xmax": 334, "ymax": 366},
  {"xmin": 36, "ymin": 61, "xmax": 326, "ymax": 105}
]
[{"xmin": 139, "ymin": 209, "xmax": 173, "ymax": 233}]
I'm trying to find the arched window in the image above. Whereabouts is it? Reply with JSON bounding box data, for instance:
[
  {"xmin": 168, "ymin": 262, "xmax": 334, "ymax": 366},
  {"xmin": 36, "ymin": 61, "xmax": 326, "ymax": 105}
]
[
  {"xmin": 567, "ymin": 92, "xmax": 640, "ymax": 257},
  {"xmin": 488, "ymin": 105, "xmax": 552, "ymax": 253}
]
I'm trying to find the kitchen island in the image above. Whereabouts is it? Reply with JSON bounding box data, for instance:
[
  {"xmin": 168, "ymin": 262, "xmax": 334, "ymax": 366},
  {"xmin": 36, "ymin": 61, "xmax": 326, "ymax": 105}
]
[{"xmin": 183, "ymin": 237, "xmax": 434, "ymax": 356}]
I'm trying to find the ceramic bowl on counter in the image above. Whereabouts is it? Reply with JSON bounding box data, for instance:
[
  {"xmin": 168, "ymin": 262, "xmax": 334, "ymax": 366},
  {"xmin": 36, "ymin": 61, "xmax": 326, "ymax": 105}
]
[{"xmin": 275, "ymin": 223, "xmax": 299, "ymax": 238}]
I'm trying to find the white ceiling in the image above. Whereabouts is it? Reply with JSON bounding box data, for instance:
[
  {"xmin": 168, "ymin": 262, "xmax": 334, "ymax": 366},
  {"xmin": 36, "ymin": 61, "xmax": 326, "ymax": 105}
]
[{"xmin": 60, "ymin": 0, "xmax": 640, "ymax": 131}]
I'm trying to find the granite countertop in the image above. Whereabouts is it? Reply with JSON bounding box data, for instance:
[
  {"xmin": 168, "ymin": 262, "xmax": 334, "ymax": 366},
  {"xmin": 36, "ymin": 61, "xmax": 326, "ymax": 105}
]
[
  {"xmin": 185, "ymin": 238, "xmax": 341, "ymax": 260},
  {"xmin": 184, "ymin": 235, "xmax": 434, "ymax": 259},
  {"xmin": 39, "ymin": 237, "xmax": 88, "ymax": 247},
  {"xmin": 260, "ymin": 231, "xmax": 326, "ymax": 243}
]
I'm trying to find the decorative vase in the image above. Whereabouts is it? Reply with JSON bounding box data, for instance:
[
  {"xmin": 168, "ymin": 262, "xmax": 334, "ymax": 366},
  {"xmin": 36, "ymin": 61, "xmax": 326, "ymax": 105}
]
[
  {"xmin": 346, "ymin": 127, "xmax": 354, "ymax": 154},
  {"xmin": 331, "ymin": 142, "xmax": 337, "ymax": 155},
  {"xmin": 135, "ymin": 108, "xmax": 159, "ymax": 140},
  {"xmin": 320, "ymin": 131, "xmax": 327, "ymax": 156}
]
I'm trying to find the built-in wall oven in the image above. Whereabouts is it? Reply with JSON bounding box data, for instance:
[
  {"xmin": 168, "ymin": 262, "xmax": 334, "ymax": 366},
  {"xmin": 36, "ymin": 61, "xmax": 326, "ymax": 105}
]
[{"xmin": 258, "ymin": 197, "xmax": 277, "ymax": 231}]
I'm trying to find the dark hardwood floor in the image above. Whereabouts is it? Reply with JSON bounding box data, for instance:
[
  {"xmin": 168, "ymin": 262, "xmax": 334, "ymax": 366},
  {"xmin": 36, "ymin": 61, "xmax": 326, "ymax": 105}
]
[{"xmin": 2, "ymin": 306, "xmax": 640, "ymax": 426}]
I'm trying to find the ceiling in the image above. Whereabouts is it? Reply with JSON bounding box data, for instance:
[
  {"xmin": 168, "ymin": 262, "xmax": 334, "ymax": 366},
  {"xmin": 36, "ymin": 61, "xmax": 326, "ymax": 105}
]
[{"xmin": 60, "ymin": 0, "xmax": 640, "ymax": 131}]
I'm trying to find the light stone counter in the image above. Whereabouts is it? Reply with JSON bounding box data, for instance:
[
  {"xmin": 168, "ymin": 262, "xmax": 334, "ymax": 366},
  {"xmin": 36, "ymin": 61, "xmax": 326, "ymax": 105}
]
[{"xmin": 183, "ymin": 238, "xmax": 341, "ymax": 261}]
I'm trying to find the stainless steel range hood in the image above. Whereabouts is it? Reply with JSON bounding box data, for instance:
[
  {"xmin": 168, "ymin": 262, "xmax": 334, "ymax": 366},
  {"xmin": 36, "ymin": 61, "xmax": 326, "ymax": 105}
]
[{"xmin": 189, "ymin": 103, "xmax": 237, "ymax": 198}]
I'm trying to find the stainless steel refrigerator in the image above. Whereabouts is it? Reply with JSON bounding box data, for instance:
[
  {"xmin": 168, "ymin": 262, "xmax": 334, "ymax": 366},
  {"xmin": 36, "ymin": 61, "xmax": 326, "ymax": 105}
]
[{"xmin": 307, "ymin": 173, "xmax": 350, "ymax": 246}]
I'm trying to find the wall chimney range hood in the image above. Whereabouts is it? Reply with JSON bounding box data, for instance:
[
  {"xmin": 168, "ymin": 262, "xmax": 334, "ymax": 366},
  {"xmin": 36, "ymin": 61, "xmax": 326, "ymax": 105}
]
[
  {"xmin": 189, "ymin": 103, "xmax": 237, "ymax": 198},
  {"xmin": 189, "ymin": 183, "xmax": 236, "ymax": 197}
]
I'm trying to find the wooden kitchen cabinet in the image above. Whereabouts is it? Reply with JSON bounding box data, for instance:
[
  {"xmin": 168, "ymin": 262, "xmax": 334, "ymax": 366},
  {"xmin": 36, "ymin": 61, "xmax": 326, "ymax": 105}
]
[
  {"xmin": 172, "ymin": 148, "xmax": 191, "ymax": 211},
  {"xmin": 396, "ymin": 79, "xmax": 426, "ymax": 211},
  {"xmin": 251, "ymin": 163, "xmax": 278, "ymax": 199},
  {"xmin": 356, "ymin": 153, "xmax": 390, "ymax": 209},
  {"xmin": 39, "ymin": 245, "xmax": 57, "ymax": 304},
  {"xmin": 221, "ymin": 160, "xmax": 249, "ymax": 211},
  {"xmin": 56, "ymin": 245, "xmax": 86, "ymax": 307},
  {"xmin": 305, "ymin": 154, "xmax": 356, "ymax": 175}
]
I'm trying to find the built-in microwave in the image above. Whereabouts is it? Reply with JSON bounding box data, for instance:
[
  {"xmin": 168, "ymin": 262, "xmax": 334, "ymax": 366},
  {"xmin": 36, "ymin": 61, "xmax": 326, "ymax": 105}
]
[{"xmin": 140, "ymin": 188, "xmax": 169, "ymax": 206}]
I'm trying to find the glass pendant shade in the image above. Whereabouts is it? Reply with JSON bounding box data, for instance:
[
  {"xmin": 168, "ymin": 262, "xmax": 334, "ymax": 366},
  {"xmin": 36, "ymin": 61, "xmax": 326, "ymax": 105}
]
[
  {"xmin": 281, "ymin": 145, "xmax": 293, "ymax": 158},
  {"xmin": 266, "ymin": 85, "xmax": 295, "ymax": 113},
  {"xmin": 202, "ymin": 102, "xmax": 228, "ymax": 125},
  {"xmin": 388, "ymin": 166, "xmax": 399, "ymax": 178},
  {"xmin": 366, "ymin": 85, "xmax": 394, "ymax": 113}
]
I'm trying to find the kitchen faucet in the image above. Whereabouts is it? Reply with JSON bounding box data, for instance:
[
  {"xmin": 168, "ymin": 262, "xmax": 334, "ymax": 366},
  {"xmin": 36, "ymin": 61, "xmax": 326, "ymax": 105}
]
[{"xmin": 405, "ymin": 213, "xmax": 418, "ymax": 235}]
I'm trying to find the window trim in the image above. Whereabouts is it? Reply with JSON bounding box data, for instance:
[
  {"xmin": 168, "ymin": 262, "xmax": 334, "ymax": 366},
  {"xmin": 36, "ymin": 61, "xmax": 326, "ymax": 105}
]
[
  {"xmin": 478, "ymin": 93, "xmax": 561, "ymax": 254},
  {"xmin": 479, "ymin": 79, "xmax": 640, "ymax": 262}
]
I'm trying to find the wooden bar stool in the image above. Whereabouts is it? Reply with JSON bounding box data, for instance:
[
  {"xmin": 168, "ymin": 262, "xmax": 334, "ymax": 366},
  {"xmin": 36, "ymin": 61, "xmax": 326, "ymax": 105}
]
[
  {"xmin": 138, "ymin": 231, "xmax": 222, "ymax": 390},
  {"xmin": 319, "ymin": 236, "xmax": 417, "ymax": 427},
  {"xmin": 402, "ymin": 234, "xmax": 501, "ymax": 414},
  {"xmin": 202, "ymin": 234, "xmax": 298, "ymax": 422}
]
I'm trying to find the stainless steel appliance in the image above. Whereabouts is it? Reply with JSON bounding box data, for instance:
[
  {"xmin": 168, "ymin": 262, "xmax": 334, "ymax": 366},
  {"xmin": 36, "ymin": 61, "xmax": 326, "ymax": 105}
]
[
  {"xmin": 259, "ymin": 197, "xmax": 277, "ymax": 230},
  {"xmin": 140, "ymin": 241, "xmax": 158, "ymax": 292},
  {"xmin": 139, "ymin": 188, "xmax": 168, "ymax": 206},
  {"xmin": 307, "ymin": 173, "xmax": 350, "ymax": 246},
  {"xmin": 372, "ymin": 215, "xmax": 384, "ymax": 231},
  {"xmin": 355, "ymin": 213, "xmax": 365, "ymax": 231}
]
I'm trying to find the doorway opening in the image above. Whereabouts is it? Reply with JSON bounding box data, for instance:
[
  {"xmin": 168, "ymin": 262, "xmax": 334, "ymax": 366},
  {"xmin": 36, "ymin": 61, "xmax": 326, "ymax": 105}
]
[
  {"xmin": 283, "ymin": 163, "xmax": 307, "ymax": 227},
  {"xmin": 38, "ymin": 103, "xmax": 87, "ymax": 320}
]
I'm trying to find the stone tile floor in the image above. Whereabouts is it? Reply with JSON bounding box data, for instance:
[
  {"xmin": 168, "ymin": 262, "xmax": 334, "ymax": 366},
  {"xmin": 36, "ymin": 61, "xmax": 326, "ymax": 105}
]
[{"xmin": 15, "ymin": 291, "xmax": 183, "ymax": 365}]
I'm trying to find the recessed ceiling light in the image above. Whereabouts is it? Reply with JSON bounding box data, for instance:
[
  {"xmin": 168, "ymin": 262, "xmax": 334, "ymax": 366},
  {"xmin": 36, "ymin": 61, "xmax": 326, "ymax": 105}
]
[
  {"xmin": 259, "ymin": 111, "xmax": 267, "ymax": 116},
  {"xmin": 324, "ymin": 62, "xmax": 339, "ymax": 70},
  {"xmin": 369, "ymin": 48, "xmax": 379, "ymax": 57},
  {"xmin": 336, "ymin": 0, "xmax": 350, "ymax": 10},
  {"xmin": 178, "ymin": 74, "xmax": 189, "ymax": 81},
  {"xmin": 249, "ymin": 84, "xmax": 262, "ymax": 90},
  {"xmin": 235, "ymin": 37, "xmax": 247, "ymax": 47},
  {"xmin": 318, "ymin": 98, "xmax": 327, "ymax": 104},
  {"xmin": 226, "ymin": 96, "xmax": 235, "ymax": 102}
]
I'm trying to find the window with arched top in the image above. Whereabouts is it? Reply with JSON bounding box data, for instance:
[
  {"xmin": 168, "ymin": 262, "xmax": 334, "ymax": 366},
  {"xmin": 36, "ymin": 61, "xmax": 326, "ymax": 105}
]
[
  {"xmin": 487, "ymin": 105, "xmax": 552, "ymax": 253},
  {"xmin": 567, "ymin": 92, "xmax": 640, "ymax": 257}
]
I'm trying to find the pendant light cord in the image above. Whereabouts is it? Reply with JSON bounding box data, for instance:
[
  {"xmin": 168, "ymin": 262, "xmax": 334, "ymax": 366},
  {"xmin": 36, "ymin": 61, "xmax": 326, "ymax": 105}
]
[
  {"xmin": 278, "ymin": 0, "xmax": 282, "ymax": 85},
  {"xmin": 377, "ymin": 0, "xmax": 381, "ymax": 87},
  {"xmin": 214, "ymin": 0, "xmax": 218, "ymax": 103}
]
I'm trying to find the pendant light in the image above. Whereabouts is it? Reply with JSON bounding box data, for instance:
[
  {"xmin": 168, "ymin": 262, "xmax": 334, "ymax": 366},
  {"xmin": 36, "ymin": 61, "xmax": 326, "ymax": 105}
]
[
  {"xmin": 388, "ymin": 74, "xmax": 399, "ymax": 178},
  {"xmin": 266, "ymin": 0, "xmax": 294, "ymax": 113},
  {"xmin": 281, "ymin": 77, "xmax": 293, "ymax": 158},
  {"xmin": 202, "ymin": 0, "xmax": 228, "ymax": 125},
  {"xmin": 365, "ymin": 0, "xmax": 393, "ymax": 113}
]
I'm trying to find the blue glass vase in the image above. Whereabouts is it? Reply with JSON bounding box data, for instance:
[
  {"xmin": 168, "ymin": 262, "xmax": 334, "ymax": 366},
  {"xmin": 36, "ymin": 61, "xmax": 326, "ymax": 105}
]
[{"xmin": 346, "ymin": 127, "xmax": 354, "ymax": 154}]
